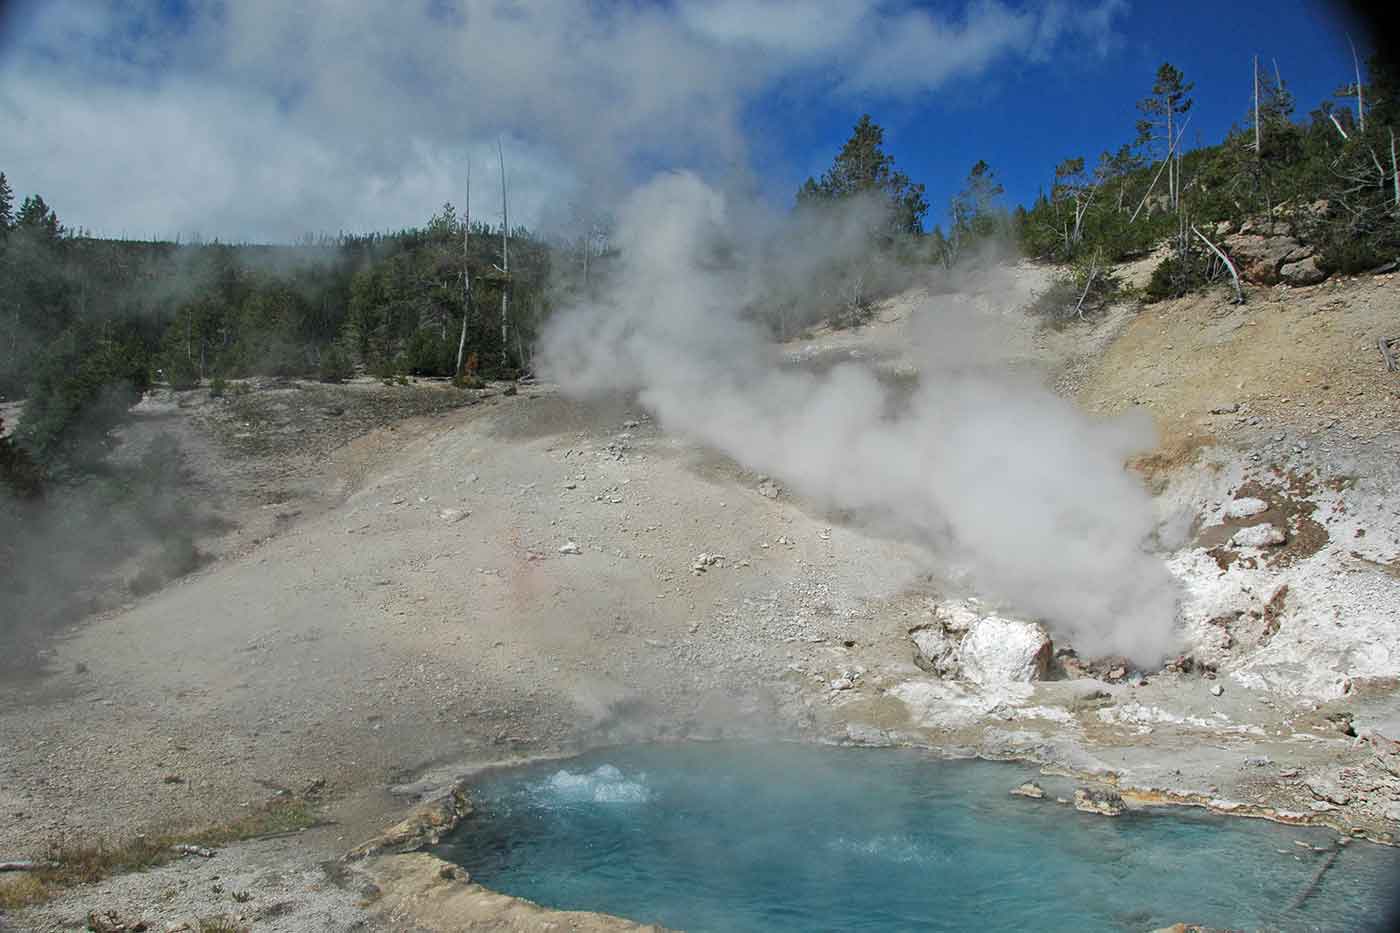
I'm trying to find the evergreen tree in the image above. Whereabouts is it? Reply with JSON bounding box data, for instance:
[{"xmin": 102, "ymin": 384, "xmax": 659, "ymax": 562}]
[
  {"xmin": 1136, "ymin": 63, "xmax": 1194, "ymax": 209},
  {"xmin": 0, "ymin": 173, "xmax": 13, "ymax": 234},
  {"xmin": 797, "ymin": 114, "xmax": 928, "ymax": 234},
  {"xmin": 950, "ymin": 160, "xmax": 1006, "ymax": 257},
  {"xmin": 16, "ymin": 194, "xmax": 62, "ymax": 239}
]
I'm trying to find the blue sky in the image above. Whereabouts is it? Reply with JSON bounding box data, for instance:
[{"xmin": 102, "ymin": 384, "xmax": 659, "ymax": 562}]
[
  {"xmin": 0, "ymin": 1, "xmax": 1380, "ymax": 241},
  {"xmin": 753, "ymin": 0, "xmax": 1373, "ymax": 229}
]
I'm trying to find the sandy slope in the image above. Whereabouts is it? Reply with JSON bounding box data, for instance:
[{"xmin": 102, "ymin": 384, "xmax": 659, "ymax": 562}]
[{"xmin": 4, "ymin": 263, "xmax": 1400, "ymax": 931}]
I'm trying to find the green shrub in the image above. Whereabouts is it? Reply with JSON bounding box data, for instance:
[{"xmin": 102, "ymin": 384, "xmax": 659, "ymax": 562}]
[
  {"xmin": 19, "ymin": 327, "xmax": 149, "ymax": 467},
  {"xmin": 0, "ymin": 416, "xmax": 44, "ymax": 499},
  {"xmin": 164, "ymin": 354, "xmax": 200, "ymax": 390},
  {"xmin": 318, "ymin": 343, "xmax": 353, "ymax": 383},
  {"xmin": 209, "ymin": 374, "xmax": 227, "ymax": 398},
  {"xmin": 1143, "ymin": 251, "xmax": 1214, "ymax": 302}
]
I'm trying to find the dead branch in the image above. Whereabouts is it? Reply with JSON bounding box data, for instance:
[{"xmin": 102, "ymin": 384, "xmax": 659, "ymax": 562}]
[
  {"xmin": 1327, "ymin": 113, "xmax": 1350, "ymax": 141},
  {"xmin": 1287, "ymin": 840, "xmax": 1343, "ymax": 912},
  {"xmin": 1380, "ymin": 336, "xmax": 1400, "ymax": 373},
  {"xmin": 1191, "ymin": 225, "xmax": 1245, "ymax": 304},
  {"xmin": 0, "ymin": 860, "xmax": 55, "ymax": 872},
  {"xmin": 1130, "ymin": 115, "xmax": 1192, "ymax": 224},
  {"xmin": 1075, "ymin": 255, "xmax": 1101, "ymax": 321}
]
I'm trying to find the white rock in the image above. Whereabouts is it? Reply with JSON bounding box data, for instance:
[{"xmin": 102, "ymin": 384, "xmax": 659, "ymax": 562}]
[
  {"xmin": 438, "ymin": 508, "xmax": 469, "ymax": 523},
  {"xmin": 911, "ymin": 626, "xmax": 961, "ymax": 677},
  {"xmin": 1210, "ymin": 683, "xmax": 1224, "ymax": 697},
  {"xmin": 934, "ymin": 599, "xmax": 983, "ymax": 633},
  {"xmin": 958, "ymin": 616, "xmax": 1053, "ymax": 685},
  {"xmin": 558, "ymin": 541, "xmax": 582, "ymax": 555},
  {"xmin": 1230, "ymin": 523, "xmax": 1286, "ymax": 548},
  {"xmin": 1224, "ymin": 497, "xmax": 1268, "ymax": 519},
  {"xmin": 691, "ymin": 552, "xmax": 725, "ymax": 573}
]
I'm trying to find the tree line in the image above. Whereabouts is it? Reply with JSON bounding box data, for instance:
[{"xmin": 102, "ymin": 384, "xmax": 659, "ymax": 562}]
[{"xmin": 2, "ymin": 45, "xmax": 1397, "ymax": 483}]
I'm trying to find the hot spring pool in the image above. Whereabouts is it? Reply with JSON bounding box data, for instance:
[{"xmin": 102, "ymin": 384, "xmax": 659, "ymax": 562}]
[{"xmin": 433, "ymin": 743, "xmax": 1400, "ymax": 932}]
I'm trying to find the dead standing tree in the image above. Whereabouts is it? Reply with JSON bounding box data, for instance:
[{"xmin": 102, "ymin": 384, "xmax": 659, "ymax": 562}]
[
  {"xmin": 497, "ymin": 138, "xmax": 511, "ymax": 371},
  {"xmin": 455, "ymin": 161, "xmax": 474, "ymax": 379}
]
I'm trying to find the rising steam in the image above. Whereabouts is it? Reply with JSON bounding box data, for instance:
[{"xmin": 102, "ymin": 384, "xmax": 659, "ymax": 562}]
[{"xmin": 539, "ymin": 172, "xmax": 1179, "ymax": 663}]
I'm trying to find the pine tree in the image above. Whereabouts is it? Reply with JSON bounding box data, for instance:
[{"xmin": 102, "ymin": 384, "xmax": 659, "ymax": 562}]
[
  {"xmin": 16, "ymin": 194, "xmax": 62, "ymax": 239},
  {"xmin": 0, "ymin": 173, "xmax": 13, "ymax": 234},
  {"xmin": 796, "ymin": 114, "xmax": 928, "ymax": 234},
  {"xmin": 1136, "ymin": 63, "xmax": 1194, "ymax": 209},
  {"xmin": 950, "ymin": 160, "xmax": 1005, "ymax": 255}
]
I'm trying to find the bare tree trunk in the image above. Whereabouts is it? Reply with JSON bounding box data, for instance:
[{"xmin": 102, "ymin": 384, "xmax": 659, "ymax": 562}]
[
  {"xmin": 455, "ymin": 162, "xmax": 472, "ymax": 377},
  {"xmin": 1167, "ymin": 104, "xmax": 1175, "ymax": 209},
  {"xmin": 1253, "ymin": 55, "xmax": 1261, "ymax": 154},
  {"xmin": 1391, "ymin": 128, "xmax": 1399, "ymax": 209},
  {"xmin": 498, "ymin": 138, "xmax": 510, "ymax": 370},
  {"xmin": 1131, "ymin": 115, "xmax": 1191, "ymax": 224},
  {"xmin": 1075, "ymin": 252, "xmax": 1101, "ymax": 321},
  {"xmin": 1191, "ymin": 224, "xmax": 1245, "ymax": 304},
  {"xmin": 1349, "ymin": 35, "xmax": 1365, "ymax": 132}
]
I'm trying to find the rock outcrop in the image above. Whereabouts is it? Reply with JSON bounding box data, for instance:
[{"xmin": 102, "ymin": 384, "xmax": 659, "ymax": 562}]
[
  {"xmin": 910, "ymin": 600, "xmax": 1053, "ymax": 685},
  {"xmin": 1219, "ymin": 219, "xmax": 1329, "ymax": 287},
  {"xmin": 959, "ymin": 615, "xmax": 1053, "ymax": 685},
  {"xmin": 1074, "ymin": 787, "xmax": 1125, "ymax": 816}
]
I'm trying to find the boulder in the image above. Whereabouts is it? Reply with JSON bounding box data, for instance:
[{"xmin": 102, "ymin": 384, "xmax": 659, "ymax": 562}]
[
  {"xmin": 959, "ymin": 616, "xmax": 1053, "ymax": 685},
  {"xmin": 933, "ymin": 599, "xmax": 981, "ymax": 633},
  {"xmin": 1224, "ymin": 497, "xmax": 1268, "ymax": 519},
  {"xmin": 1011, "ymin": 781, "xmax": 1045, "ymax": 799},
  {"xmin": 910, "ymin": 625, "xmax": 961, "ymax": 678},
  {"xmin": 1230, "ymin": 523, "xmax": 1286, "ymax": 548},
  {"xmin": 1222, "ymin": 232, "xmax": 1314, "ymax": 285},
  {"xmin": 1279, "ymin": 255, "xmax": 1327, "ymax": 286}
]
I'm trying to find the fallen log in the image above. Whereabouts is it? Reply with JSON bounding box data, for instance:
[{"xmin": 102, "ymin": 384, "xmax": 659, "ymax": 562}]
[
  {"xmin": 1287, "ymin": 839, "xmax": 1345, "ymax": 911},
  {"xmin": 0, "ymin": 860, "xmax": 53, "ymax": 872},
  {"xmin": 1379, "ymin": 336, "xmax": 1399, "ymax": 373}
]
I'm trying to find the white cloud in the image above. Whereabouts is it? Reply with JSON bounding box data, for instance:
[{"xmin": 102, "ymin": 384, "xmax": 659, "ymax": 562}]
[{"xmin": 0, "ymin": 0, "xmax": 1126, "ymax": 241}]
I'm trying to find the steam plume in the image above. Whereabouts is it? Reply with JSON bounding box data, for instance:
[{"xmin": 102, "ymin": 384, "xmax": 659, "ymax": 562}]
[{"xmin": 540, "ymin": 172, "xmax": 1178, "ymax": 662}]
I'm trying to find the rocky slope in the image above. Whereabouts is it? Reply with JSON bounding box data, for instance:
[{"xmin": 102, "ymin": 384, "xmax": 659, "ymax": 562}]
[{"xmin": 3, "ymin": 262, "xmax": 1399, "ymax": 931}]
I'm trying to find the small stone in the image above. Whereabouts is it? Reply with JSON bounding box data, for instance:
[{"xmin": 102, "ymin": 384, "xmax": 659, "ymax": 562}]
[
  {"xmin": 691, "ymin": 552, "xmax": 725, "ymax": 573},
  {"xmin": 1244, "ymin": 756, "xmax": 1271, "ymax": 767},
  {"xmin": 1210, "ymin": 402, "xmax": 1241, "ymax": 414},
  {"xmin": 756, "ymin": 478, "xmax": 781, "ymax": 499},
  {"xmin": 558, "ymin": 541, "xmax": 582, "ymax": 555},
  {"xmin": 1011, "ymin": 781, "xmax": 1045, "ymax": 799},
  {"xmin": 1210, "ymin": 683, "xmax": 1224, "ymax": 697},
  {"xmin": 438, "ymin": 508, "xmax": 468, "ymax": 523}
]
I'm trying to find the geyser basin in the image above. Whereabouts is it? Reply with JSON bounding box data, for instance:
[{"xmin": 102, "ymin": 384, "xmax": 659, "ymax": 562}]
[{"xmin": 435, "ymin": 744, "xmax": 1400, "ymax": 932}]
